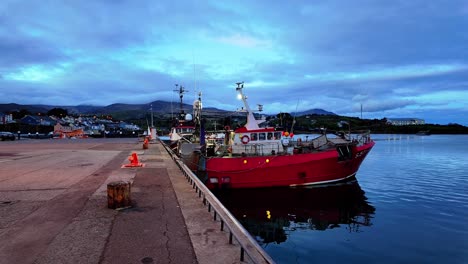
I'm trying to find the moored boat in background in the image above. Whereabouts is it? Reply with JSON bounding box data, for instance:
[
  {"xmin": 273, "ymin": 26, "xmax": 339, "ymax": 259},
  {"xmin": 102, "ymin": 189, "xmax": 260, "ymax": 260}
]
[
  {"xmin": 168, "ymin": 85, "xmax": 206, "ymax": 156},
  {"xmin": 166, "ymin": 86, "xmax": 206, "ymax": 171},
  {"xmin": 416, "ymin": 130, "xmax": 431, "ymax": 136}
]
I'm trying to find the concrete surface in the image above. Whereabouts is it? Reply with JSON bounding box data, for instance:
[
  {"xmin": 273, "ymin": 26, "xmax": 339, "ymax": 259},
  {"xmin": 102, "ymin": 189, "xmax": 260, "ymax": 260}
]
[{"xmin": 0, "ymin": 138, "xmax": 247, "ymax": 264}]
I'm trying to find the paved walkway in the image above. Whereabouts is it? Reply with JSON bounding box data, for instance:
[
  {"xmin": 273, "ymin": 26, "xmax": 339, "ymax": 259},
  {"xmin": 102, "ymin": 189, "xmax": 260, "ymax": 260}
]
[{"xmin": 0, "ymin": 138, "xmax": 244, "ymax": 264}]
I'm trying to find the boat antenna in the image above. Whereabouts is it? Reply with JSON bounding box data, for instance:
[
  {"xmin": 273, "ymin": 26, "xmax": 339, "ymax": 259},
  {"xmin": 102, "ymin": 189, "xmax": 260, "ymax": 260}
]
[
  {"xmin": 150, "ymin": 104, "xmax": 154, "ymax": 127},
  {"xmin": 174, "ymin": 84, "xmax": 188, "ymax": 118},
  {"xmin": 172, "ymin": 84, "xmax": 177, "ymax": 120},
  {"xmin": 198, "ymin": 91, "xmax": 206, "ymax": 149},
  {"xmin": 360, "ymin": 103, "xmax": 363, "ymax": 119},
  {"xmin": 192, "ymin": 48, "xmax": 197, "ymax": 91},
  {"xmin": 194, "ymin": 91, "xmax": 202, "ymax": 126}
]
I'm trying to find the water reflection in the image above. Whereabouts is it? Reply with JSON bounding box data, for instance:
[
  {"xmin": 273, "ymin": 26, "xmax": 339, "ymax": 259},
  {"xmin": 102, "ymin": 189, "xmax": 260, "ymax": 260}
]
[{"xmin": 216, "ymin": 179, "xmax": 375, "ymax": 245}]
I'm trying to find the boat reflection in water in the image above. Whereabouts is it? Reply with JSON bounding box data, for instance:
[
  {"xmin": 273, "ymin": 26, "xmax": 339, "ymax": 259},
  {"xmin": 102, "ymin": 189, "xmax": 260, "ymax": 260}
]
[{"xmin": 215, "ymin": 178, "xmax": 375, "ymax": 245}]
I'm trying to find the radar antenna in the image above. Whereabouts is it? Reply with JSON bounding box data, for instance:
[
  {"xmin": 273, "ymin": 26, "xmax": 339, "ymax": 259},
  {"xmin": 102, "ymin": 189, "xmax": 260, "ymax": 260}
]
[{"xmin": 173, "ymin": 84, "xmax": 188, "ymax": 118}]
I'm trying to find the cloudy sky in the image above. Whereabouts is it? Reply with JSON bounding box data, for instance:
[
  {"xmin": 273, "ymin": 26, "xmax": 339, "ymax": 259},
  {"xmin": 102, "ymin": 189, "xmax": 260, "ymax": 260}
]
[{"xmin": 1, "ymin": 0, "xmax": 467, "ymax": 125}]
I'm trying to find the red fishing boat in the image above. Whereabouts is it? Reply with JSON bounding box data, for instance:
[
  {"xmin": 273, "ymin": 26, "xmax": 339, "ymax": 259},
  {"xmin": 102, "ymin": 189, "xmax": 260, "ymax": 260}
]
[{"xmin": 202, "ymin": 82, "xmax": 375, "ymax": 189}]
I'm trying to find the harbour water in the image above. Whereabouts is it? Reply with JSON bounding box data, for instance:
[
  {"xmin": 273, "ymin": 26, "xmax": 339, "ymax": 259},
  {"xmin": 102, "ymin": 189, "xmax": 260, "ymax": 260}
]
[{"xmin": 216, "ymin": 134, "xmax": 468, "ymax": 264}]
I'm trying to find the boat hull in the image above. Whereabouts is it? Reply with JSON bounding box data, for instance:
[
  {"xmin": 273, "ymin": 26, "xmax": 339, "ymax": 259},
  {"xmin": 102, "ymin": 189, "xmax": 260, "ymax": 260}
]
[{"xmin": 205, "ymin": 141, "xmax": 375, "ymax": 189}]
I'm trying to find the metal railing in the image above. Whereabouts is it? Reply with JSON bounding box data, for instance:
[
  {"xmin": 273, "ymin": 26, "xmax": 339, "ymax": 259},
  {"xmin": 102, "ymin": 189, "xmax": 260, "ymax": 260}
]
[{"xmin": 160, "ymin": 141, "xmax": 275, "ymax": 264}]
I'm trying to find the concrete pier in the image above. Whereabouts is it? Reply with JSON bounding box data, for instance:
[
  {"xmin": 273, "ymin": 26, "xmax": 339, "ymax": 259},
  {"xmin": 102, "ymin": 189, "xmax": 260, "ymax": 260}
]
[{"xmin": 0, "ymin": 138, "xmax": 257, "ymax": 264}]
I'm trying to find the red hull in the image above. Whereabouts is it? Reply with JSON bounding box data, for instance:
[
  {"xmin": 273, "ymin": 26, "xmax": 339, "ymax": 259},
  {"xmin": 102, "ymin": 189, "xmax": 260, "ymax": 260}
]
[{"xmin": 205, "ymin": 141, "xmax": 375, "ymax": 189}]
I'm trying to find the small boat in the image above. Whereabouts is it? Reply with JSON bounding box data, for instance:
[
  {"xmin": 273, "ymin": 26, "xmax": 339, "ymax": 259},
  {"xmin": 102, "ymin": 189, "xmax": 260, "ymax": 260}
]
[{"xmin": 200, "ymin": 82, "xmax": 375, "ymax": 189}]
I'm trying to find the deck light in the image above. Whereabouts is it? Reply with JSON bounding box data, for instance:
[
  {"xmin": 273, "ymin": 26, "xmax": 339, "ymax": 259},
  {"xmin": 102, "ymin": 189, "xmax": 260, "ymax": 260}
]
[
  {"xmin": 209, "ymin": 178, "xmax": 218, "ymax": 184},
  {"xmin": 222, "ymin": 177, "xmax": 230, "ymax": 183}
]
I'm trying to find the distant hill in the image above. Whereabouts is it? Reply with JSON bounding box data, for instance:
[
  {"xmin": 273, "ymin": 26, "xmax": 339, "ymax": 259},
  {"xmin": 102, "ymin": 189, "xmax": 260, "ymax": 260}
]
[
  {"xmin": 0, "ymin": 103, "xmax": 50, "ymax": 114},
  {"xmin": 293, "ymin": 109, "xmax": 336, "ymax": 116},
  {"xmin": 0, "ymin": 101, "xmax": 335, "ymax": 120}
]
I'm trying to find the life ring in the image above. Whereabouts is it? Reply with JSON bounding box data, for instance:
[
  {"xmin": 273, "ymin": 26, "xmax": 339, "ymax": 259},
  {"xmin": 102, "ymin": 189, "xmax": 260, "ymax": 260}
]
[{"xmin": 241, "ymin": 135, "xmax": 250, "ymax": 144}]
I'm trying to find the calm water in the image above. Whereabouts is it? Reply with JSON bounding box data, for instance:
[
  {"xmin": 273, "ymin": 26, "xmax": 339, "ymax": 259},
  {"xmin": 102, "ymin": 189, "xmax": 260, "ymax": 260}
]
[{"xmin": 216, "ymin": 134, "xmax": 468, "ymax": 264}]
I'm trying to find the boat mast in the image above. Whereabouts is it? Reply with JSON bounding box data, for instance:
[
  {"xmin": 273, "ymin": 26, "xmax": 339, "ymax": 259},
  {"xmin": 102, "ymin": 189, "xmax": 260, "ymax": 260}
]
[
  {"xmin": 194, "ymin": 91, "xmax": 204, "ymax": 146},
  {"xmin": 172, "ymin": 84, "xmax": 177, "ymax": 121},
  {"xmin": 150, "ymin": 104, "xmax": 154, "ymax": 127},
  {"xmin": 360, "ymin": 103, "xmax": 363, "ymax": 119},
  {"xmin": 290, "ymin": 100, "xmax": 299, "ymax": 135},
  {"xmin": 193, "ymin": 91, "xmax": 202, "ymax": 126},
  {"xmin": 174, "ymin": 85, "xmax": 188, "ymax": 120},
  {"xmin": 236, "ymin": 82, "xmax": 260, "ymax": 130}
]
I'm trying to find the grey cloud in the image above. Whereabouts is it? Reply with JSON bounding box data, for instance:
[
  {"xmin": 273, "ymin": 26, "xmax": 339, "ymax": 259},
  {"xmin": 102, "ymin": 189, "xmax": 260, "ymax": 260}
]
[
  {"xmin": 0, "ymin": 37, "xmax": 67, "ymax": 67},
  {"xmin": 0, "ymin": 0, "xmax": 467, "ymax": 125},
  {"xmin": 358, "ymin": 99, "xmax": 416, "ymax": 112}
]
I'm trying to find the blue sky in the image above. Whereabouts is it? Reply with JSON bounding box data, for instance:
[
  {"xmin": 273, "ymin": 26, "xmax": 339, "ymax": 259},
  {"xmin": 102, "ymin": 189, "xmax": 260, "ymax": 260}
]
[{"xmin": 1, "ymin": 0, "xmax": 467, "ymax": 125}]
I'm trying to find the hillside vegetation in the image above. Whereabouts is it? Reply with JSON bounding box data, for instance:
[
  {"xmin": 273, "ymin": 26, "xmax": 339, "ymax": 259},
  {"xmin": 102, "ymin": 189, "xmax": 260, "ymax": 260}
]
[{"xmin": 2, "ymin": 103, "xmax": 467, "ymax": 135}]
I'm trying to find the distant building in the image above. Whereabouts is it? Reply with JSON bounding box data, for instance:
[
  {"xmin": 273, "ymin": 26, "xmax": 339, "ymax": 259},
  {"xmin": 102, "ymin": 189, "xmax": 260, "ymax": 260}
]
[
  {"xmin": 1, "ymin": 113, "xmax": 13, "ymax": 124},
  {"xmin": 54, "ymin": 123, "xmax": 73, "ymax": 133},
  {"xmin": 20, "ymin": 115, "xmax": 57, "ymax": 126},
  {"xmin": 119, "ymin": 121, "xmax": 141, "ymax": 131},
  {"xmin": 53, "ymin": 123, "xmax": 85, "ymax": 138},
  {"xmin": 387, "ymin": 118, "xmax": 425, "ymax": 126}
]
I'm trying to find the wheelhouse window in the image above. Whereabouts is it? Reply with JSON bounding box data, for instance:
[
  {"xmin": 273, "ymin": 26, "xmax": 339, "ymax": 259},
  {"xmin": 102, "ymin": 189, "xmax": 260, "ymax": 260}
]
[
  {"xmin": 250, "ymin": 133, "xmax": 258, "ymax": 141},
  {"xmin": 258, "ymin": 133, "xmax": 266, "ymax": 141},
  {"xmin": 267, "ymin": 132, "xmax": 273, "ymax": 140},
  {"xmin": 274, "ymin": 132, "xmax": 281, "ymax": 140}
]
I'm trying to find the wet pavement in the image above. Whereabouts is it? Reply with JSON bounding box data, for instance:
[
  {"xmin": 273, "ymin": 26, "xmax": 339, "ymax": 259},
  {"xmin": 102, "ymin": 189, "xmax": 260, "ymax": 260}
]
[{"xmin": 0, "ymin": 138, "xmax": 245, "ymax": 264}]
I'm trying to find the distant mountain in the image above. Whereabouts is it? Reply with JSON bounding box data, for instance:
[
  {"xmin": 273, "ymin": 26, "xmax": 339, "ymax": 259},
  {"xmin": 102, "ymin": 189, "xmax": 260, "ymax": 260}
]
[
  {"xmin": 293, "ymin": 109, "xmax": 336, "ymax": 116},
  {"xmin": 0, "ymin": 101, "xmax": 335, "ymax": 119},
  {"xmin": 0, "ymin": 103, "xmax": 50, "ymax": 114},
  {"xmin": 62, "ymin": 105, "xmax": 104, "ymax": 114}
]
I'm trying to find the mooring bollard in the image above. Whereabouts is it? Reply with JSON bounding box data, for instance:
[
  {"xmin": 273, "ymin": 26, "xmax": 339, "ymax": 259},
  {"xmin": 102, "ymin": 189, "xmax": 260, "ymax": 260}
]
[{"xmin": 107, "ymin": 181, "xmax": 132, "ymax": 209}]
